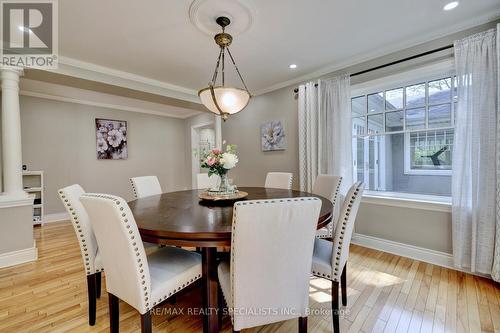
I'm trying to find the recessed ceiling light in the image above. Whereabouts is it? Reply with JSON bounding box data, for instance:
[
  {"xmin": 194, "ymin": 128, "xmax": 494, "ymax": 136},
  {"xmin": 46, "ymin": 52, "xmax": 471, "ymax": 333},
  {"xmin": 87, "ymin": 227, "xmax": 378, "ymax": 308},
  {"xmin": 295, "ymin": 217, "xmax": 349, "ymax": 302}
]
[
  {"xmin": 289, "ymin": 64, "xmax": 297, "ymax": 69},
  {"xmin": 443, "ymin": 1, "xmax": 459, "ymax": 11}
]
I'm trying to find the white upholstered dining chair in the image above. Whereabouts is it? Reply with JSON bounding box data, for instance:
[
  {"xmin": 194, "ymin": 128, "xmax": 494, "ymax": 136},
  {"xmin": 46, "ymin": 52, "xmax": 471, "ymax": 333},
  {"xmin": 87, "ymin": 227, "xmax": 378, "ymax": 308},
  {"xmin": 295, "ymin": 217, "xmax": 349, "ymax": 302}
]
[
  {"xmin": 58, "ymin": 184, "xmax": 161, "ymax": 326},
  {"xmin": 218, "ymin": 197, "xmax": 322, "ymax": 333},
  {"xmin": 130, "ymin": 176, "xmax": 162, "ymax": 199},
  {"xmin": 80, "ymin": 193, "xmax": 202, "ymax": 333},
  {"xmin": 311, "ymin": 182, "xmax": 364, "ymax": 333},
  {"xmin": 313, "ymin": 175, "xmax": 342, "ymax": 239},
  {"xmin": 196, "ymin": 173, "xmax": 219, "ymax": 190},
  {"xmin": 264, "ymin": 172, "xmax": 293, "ymax": 190},
  {"xmin": 57, "ymin": 184, "xmax": 104, "ymax": 326}
]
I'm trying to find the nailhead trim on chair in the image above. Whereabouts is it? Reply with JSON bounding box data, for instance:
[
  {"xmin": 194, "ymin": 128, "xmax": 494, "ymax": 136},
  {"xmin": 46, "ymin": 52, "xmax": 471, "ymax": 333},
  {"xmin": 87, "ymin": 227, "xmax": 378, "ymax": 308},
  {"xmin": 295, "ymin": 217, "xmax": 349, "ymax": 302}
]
[
  {"xmin": 316, "ymin": 176, "xmax": 343, "ymax": 239},
  {"xmin": 81, "ymin": 193, "xmax": 202, "ymax": 312},
  {"xmin": 311, "ymin": 182, "xmax": 363, "ymax": 282},
  {"xmin": 311, "ymin": 270, "xmax": 331, "ymax": 279},
  {"xmin": 150, "ymin": 273, "xmax": 202, "ymax": 308},
  {"xmin": 226, "ymin": 197, "xmax": 320, "ymax": 323},
  {"xmin": 58, "ymin": 189, "xmax": 104, "ymax": 276},
  {"xmin": 130, "ymin": 179, "xmax": 138, "ymax": 199},
  {"xmin": 82, "ymin": 193, "xmax": 151, "ymax": 308}
]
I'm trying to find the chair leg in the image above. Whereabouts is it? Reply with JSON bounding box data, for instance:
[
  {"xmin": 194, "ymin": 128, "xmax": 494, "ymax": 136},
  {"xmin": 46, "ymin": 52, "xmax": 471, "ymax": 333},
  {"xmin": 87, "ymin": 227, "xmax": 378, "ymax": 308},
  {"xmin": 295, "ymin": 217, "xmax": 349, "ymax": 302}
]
[
  {"xmin": 141, "ymin": 311, "xmax": 152, "ymax": 333},
  {"xmin": 96, "ymin": 272, "xmax": 102, "ymax": 299},
  {"xmin": 341, "ymin": 265, "xmax": 347, "ymax": 306},
  {"xmin": 86, "ymin": 274, "xmax": 96, "ymax": 326},
  {"xmin": 299, "ymin": 316, "xmax": 308, "ymax": 333},
  {"xmin": 332, "ymin": 281, "xmax": 340, "ymax": 333},
  {"xmin": 108, "ymin": 293, "xmax": 119, "ymax": 333}
]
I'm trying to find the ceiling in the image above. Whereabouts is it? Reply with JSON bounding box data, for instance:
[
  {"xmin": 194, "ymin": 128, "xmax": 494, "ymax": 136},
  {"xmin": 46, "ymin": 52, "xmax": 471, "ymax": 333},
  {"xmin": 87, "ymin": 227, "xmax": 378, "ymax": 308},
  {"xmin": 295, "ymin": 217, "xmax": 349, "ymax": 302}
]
[{"xmin": 59, "ymin": 0, "xmax": 500, "ymax": 96}]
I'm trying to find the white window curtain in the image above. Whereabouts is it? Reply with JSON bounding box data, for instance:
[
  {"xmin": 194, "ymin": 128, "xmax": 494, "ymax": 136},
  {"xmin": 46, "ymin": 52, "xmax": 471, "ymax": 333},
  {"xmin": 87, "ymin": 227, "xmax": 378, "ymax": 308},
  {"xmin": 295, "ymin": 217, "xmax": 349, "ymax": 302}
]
[
  {"xmin": 494, "ymin": 24, "xmax": 500, "ymax": 282},
  {"xmin": 298, "ymin": 75, "xmax": 353, "ymax": 194},
  {"xmin": 298, "ymin": 81, "xmax": 319, "ymax": 192},
  {"xmin": 452, "ymin": 26, "xmax": 499, "ymax": 280}
]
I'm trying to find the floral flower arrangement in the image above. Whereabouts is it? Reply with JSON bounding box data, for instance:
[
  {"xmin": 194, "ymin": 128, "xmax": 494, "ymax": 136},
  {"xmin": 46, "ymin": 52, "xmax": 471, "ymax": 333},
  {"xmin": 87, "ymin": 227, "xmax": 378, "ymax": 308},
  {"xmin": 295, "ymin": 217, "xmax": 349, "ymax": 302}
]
[{"xmin": 200, "ymin": 143, "xmax": 239, "ymax": 178}]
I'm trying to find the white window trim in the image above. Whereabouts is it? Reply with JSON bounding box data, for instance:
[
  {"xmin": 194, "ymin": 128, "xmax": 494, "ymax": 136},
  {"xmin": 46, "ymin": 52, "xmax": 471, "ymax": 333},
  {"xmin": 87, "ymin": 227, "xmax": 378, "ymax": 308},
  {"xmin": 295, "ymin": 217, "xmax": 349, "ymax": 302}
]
[
  {"xmin": 351, "ymin": 59, "xmax": 454, "ymax": 97},
  {"xmin": 403, "ymin": 132, "xmax": 452, "ymax": 176}
]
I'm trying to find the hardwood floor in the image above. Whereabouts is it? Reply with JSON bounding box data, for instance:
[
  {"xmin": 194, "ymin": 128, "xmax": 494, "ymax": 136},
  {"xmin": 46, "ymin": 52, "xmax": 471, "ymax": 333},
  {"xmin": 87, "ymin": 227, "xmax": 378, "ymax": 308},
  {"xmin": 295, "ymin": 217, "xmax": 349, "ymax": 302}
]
[{"xmin": 0, "ymin": 222, "xmax": 499, "ymax": 333}]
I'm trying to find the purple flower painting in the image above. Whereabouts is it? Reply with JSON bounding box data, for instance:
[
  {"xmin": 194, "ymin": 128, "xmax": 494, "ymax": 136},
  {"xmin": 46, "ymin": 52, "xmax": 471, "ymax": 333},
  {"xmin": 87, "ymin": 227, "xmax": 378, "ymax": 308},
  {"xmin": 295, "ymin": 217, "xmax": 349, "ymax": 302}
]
[{"xmin": 95, "ymin": 118, "xmax": 128, "ymax": 160}]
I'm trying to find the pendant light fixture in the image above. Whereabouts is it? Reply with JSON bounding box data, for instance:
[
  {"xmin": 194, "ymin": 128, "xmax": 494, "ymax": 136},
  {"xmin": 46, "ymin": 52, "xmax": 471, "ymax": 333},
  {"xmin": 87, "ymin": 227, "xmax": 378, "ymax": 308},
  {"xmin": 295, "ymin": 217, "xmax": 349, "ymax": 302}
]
[{"xmin": 198, "ymin": 16, "xmax": 251, "ymax": 121}]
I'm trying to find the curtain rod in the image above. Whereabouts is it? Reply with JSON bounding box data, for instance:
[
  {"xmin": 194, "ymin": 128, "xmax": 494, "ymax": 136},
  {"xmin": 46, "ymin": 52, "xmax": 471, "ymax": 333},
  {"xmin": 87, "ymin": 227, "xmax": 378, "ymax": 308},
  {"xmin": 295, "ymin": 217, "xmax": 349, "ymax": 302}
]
[{"xmin": 292, "ymin": 44, "xmax": 454, "ymax": 93}]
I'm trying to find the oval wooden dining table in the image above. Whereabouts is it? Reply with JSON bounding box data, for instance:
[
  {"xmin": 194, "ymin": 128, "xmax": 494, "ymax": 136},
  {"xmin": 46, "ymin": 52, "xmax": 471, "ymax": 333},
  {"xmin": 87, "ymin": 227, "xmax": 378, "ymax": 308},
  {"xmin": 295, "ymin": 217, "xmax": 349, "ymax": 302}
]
[{"xmin": 129, "ymin": 187, "xmax": 333, "ymax": 333}]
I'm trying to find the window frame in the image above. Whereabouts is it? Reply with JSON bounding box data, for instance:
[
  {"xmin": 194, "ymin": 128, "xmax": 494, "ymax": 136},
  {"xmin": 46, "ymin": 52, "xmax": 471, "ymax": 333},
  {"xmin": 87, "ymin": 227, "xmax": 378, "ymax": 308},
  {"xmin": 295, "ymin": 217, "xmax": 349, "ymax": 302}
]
[
  {"xmin": 403, "ymin": 131, "xmax": 452, "ymax": 176},
  {"xmin": 350, "ymin": 61, "xmax": 456, "ymax": 189},
  {"xmin": 403, "ymin": 76, "xmax": 455, "ymax": 176}
]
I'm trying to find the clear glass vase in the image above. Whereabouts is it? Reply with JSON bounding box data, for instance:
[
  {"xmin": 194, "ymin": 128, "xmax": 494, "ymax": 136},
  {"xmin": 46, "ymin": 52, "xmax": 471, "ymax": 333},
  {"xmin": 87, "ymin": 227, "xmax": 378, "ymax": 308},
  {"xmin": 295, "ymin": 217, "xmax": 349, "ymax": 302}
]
[{"xmin": 217, "ymin": 172, "xmax": 231, "ymax": 194}]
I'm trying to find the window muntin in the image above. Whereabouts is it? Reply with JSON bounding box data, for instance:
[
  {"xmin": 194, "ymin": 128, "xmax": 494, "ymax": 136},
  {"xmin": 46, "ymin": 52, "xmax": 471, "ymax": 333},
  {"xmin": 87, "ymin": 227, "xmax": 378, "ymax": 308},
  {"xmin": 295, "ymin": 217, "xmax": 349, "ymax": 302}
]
[
  {"xmin": 352, "ymin": 76, "xmax": 455, "ymax": 134},
  {"xmin": 352, "ymin": 96, "xmax": 366, "ymax": 116},
  {"xmin": 385, "ymin": 111, "xmax": 404, "ymax": 132},
  {"xmin": 351, "ymin": 76, "xmax": 455, "ymax": 196},
  {"xmin": 385, "ymin": 88, "xmax": 403, "ymax": 110},
  {"xmin": 405, "ymin": 83, "xmax": 426, "ymax": 108},
  {"xmin": 406, "ymin": 129, "xmax": 453, "ymax": 174},
  {"xmin": 406, "ymin": 107, "xmax": 425, "ymax": 130},
  {"xmin": 368, "ymin": 92, "xmax": 384, "ymax": 113}
]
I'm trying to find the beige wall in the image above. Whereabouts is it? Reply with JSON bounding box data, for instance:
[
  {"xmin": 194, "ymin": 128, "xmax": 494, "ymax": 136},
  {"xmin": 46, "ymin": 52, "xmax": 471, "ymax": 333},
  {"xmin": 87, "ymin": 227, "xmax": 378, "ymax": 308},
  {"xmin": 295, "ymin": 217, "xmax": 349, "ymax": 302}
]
[
  {"xmin": 20, "ymin": 95, "xmax": 190, "ymax": 215},
  {"xmin": 357, "ymin": 203, "xmax": 452, "ymax": 253},
  {"xmin": 222, "ymin": 87, "xmax": 300, "ymax": 189},
  {"xmin": 0, "ymin": 204, "xmax": 33, "ymax": 253}
]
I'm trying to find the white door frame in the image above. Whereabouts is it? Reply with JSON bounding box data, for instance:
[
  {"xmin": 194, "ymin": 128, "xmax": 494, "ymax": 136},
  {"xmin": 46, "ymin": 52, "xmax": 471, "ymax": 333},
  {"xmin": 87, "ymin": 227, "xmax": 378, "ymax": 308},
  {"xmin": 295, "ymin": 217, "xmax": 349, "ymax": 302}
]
[{"xmin": 191, "ymin": 119, "xmax": 216, "ymax": 187}]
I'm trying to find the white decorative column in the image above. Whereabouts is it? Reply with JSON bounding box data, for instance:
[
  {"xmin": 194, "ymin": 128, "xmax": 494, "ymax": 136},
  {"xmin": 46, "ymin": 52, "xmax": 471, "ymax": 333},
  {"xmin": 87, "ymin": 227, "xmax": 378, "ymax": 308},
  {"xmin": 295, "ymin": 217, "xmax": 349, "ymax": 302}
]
[
  {"xmin": 0, "ymin": 66, "xmax": 36, "ymax": 268},
  {"xmin": 1, "ymin": 66, "xmax": 25, "ymax": 197}
]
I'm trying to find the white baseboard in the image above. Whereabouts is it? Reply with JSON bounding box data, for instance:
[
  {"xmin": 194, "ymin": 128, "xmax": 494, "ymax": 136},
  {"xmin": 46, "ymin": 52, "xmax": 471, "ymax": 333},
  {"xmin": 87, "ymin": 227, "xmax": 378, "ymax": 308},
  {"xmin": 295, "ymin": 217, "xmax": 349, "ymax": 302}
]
[
  {"xmin": 351, "ymin": 233, "xmax": 454, "ymax": 269},
  {"xmin": 0, "ymin": 241, "xmax": 38, "ymax": 268},
  {"xmin": 44, "ymin": 212, "xmax": 70, "ymax": 223}
]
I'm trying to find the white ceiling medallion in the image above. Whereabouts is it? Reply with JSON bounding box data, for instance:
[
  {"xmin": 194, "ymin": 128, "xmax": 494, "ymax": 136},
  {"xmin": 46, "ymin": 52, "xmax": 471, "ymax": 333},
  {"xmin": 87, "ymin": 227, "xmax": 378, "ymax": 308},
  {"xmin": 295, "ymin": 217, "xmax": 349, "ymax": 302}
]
[{"xmin": 189, "ymin": 0, "xmax": 256, "ymax": 36}]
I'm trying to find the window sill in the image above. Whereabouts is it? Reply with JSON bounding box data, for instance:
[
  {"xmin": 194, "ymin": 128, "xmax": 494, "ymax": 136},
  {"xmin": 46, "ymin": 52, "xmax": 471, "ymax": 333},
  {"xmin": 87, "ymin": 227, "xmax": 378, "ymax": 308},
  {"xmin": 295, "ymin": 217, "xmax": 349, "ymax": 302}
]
[
  {"xmin": 403, "ymin": 171, "xmax": 452, "ymax": 176},
  {"xmin": 362, "ymin": 191, "xmax": 451, "ymax": 213}
]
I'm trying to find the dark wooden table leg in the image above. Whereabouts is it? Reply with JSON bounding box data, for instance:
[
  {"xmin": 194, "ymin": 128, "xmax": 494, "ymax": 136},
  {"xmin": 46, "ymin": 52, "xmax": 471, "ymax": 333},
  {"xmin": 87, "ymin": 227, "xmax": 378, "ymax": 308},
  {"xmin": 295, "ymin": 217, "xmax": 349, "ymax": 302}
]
[{"xmin": 202, "ymin": 247, "xmax": 219, "ymax": 333}]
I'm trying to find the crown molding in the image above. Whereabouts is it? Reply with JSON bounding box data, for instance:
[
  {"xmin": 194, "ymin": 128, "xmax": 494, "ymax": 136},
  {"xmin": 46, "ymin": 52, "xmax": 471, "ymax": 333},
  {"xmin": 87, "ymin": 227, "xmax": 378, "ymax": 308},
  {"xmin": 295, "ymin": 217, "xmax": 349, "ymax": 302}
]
[
  {"xmin": 20, "ymin": 90, "xmax": 201, "ymax": 119},
  {"xmin": 50, "ymin": 56, "xmax": 200, "ymax": 103},
  {"xmin": 0, "ymin": 65, "xmax": 24, "ymax": 75},
  {"xmin": 254, "ymin": 11, "xmax": 500, "ymax": 96},
  {"xmin": 19, "ymin": 78, "xmax": 201, "ymax": 119}
]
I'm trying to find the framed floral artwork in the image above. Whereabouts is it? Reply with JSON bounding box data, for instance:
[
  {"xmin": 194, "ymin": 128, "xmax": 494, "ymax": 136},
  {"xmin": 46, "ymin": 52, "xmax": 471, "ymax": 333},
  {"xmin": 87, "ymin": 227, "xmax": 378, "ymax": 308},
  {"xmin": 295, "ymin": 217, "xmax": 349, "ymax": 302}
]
[
  {"xmin": 261, "ymin": 120, "xmax": 286, "ymax": 151},
  {"xmin": 95, "ymin": 118, "xmax": 128, "ymax": 160}
]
